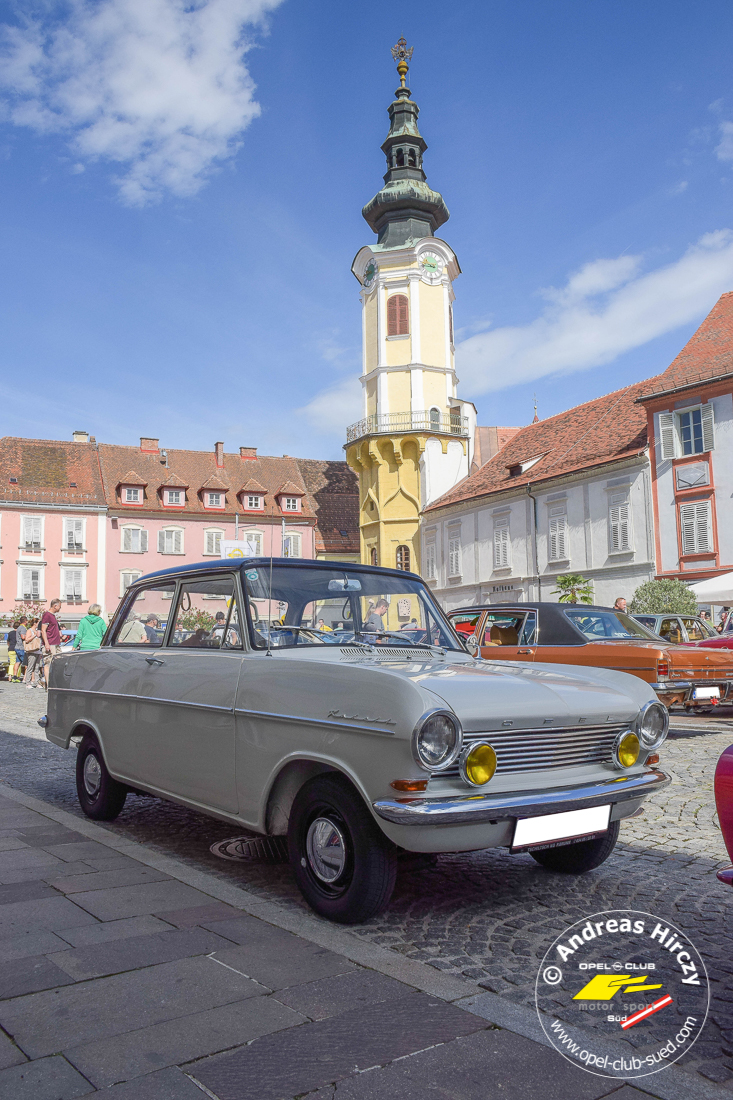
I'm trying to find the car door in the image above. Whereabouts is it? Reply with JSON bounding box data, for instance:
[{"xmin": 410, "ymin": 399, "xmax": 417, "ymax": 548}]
[
  {"xmin": 479, "ymin": 610, "xmax": 537, "ymax": 662},
  {"xmin": 134, "ymin": 573, "xmax": 241, "ymax": 814}
]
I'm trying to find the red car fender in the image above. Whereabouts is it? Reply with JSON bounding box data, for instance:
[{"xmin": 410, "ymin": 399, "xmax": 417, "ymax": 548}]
[{"xmin": 715, "ymin": 743, "xmax": 733, "ymax": 885}]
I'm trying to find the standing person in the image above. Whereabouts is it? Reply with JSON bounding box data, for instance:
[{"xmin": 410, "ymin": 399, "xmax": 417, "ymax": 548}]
[
  {"xmin": 23, "ymin": 619, "xmax": 44, "ymax": 688},
  {"xmin": 74, "ymin": 605, "xmax": 106, "ymax": 651},
  {"xmin": 613, "ymin": 597, "xmax": 627, "ymax": 613},
  {"xmin": 364, "ymin": 598, "xmax": 389, "ymax": 636},
  {"xmin": 143, "ymin": 615, "xmax": 160, "ymax": 644},
  {"xmin": 14, "ymin": 616, "xmax": 27, "ymax": 682},
  {"xmin": 40, "ymin": 599, "xmax": 62, "ymax": 688},
  {"xmin": 6, "ymin": 622, "xmax": 19, "ymax": 682}
]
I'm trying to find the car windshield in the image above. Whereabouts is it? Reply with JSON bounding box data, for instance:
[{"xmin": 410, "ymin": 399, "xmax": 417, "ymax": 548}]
[
  {"xmin": 565, "ymin": 609, "xmax": 659, "ymax": 640},
  {"xmin": 242, "ymin": 564, "xmax": 462, "ymax": 650}
]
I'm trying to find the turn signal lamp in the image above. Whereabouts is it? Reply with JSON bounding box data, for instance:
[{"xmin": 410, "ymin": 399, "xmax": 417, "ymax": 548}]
[
  {"xmin": 646, "ymin": 753, "xmax": 660, "ymax": 765},
  {"xmin": 390, "ymin": 779, "xmax": 428, "ymax": 792},
  {"xmin": 614, "ymin": 731, "xmax": 640, "ymax": 770},
  {"xmin": 657, "ymin": 659, "xmax": 669, "ymax": 678},
  {"xmin": 460, "ymin": 742, "xmax": 497, "ymax": 786}
]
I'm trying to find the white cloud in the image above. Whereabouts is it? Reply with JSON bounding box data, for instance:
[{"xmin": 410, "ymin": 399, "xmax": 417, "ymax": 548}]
[
  {"xmin": 716, "ymin": 120, "xmax": 733, "ymax": 164},
  {"xmin": 457, "ymin": 230, "xmax": 733, "ymax": 395},
  {"xmin": 0, "ymin": 0, "xmax": 282, "ymax": 205},
  {"xmin": 299, "ymin": 376, "xmax": 362, "ymax": 438}
]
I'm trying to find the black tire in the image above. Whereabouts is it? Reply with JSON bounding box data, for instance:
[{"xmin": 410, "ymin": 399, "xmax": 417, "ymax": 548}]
[
  {"xmin": 530, "ymin": 819, "xmax": 620, "ymax": 873},
  {"xmin": 288, "ymin": 773, "xmax": 397, "ymax": 924},
  {"xmin": 76, "ymin": 733, "xmax": 127, "ymax": 821}
]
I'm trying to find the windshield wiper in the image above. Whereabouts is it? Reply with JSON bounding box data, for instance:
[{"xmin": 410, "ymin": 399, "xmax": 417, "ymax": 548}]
[{"xmin": 356, "ymin": 629, "xmax": 443, "ymax": 653}]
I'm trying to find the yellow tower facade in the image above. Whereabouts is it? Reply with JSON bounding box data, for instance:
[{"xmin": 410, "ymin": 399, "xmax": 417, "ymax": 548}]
[{"xmin": 345, "ymin": 41, "xmax": 476, "ymax": 572}]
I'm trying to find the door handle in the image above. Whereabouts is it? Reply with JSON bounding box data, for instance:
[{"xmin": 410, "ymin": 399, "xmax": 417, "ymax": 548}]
[
  {"xmin": 145, "ymin": 656, "xmax": 165, "ymax": 666},
  {"xmin": 518, "ymin": 648, "xmax": 534, "ymax": 655}
]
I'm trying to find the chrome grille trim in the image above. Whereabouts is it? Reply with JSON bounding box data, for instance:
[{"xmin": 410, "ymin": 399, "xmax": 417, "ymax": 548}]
[{"xmin": 435, "ymin": 724, "xmax": 627, "ymax": 777}]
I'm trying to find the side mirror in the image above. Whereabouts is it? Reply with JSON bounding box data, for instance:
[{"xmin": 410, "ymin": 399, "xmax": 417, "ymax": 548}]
[{"xmin": 465, "ymin": 635, "xmax": 480, "ymax": 657}]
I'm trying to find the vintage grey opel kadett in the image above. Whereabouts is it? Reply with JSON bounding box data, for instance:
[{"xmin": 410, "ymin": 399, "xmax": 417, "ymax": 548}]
[{"xmin": 43, "ymin": 559, "xmax": 671, "ymax": 923}]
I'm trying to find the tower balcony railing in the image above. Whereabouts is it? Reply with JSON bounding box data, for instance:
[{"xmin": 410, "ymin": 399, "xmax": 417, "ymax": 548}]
[{"xmin": 346, "ymin": 409, "xmax": 469, "ymax": 445}]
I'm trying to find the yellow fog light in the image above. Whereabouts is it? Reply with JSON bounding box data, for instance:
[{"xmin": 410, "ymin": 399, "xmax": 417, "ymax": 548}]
[
  {"xmin": 613, "ymin": 731, "xmax": 640, "ymax": 770},
  {"xmin": 460, "ymin": 742, "xmax": 497, "ymax": 786}
]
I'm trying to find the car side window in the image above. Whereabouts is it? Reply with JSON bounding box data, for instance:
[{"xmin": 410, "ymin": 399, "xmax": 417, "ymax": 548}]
[
  {"xmin": 169, "ymin": 575, "xmax": 242, "ymax": 649},
  {"xmin": 113, "ymin": 583, "xmax": 176, "ymax": 646},
  {"xmin": 451, "ymin": 613, "xmax": 481, "ymax": 637},
  {"xmin": 682, "ymin": 618, "xmax": 704, "ymax": 642},
  {"xmin": 658, "ymin": 617, "xmax": 683, "ymax": 644},
  {"xmin": 482, "ymin": 613, "xmax": 524, "ymax": 647},
  {"xmin": 519, "ymin": 611, "xmax": 537, "ymax": 645}
]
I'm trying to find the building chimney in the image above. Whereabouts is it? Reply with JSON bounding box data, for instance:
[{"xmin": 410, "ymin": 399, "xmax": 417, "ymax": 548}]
[
  {"xmin": 72, "ymin": 431, "xmax": 89, "ymax": 443},
  {"xmin": 140, "ymin": 437, "xmax": 159, "ymax": 453},
  {"xmin": 240, "ymin": 446, "xmax": 257, "ymax": 460},
  {"xmin": 215, "ymin": 441, "xmax": 225, "ymax": 467}
]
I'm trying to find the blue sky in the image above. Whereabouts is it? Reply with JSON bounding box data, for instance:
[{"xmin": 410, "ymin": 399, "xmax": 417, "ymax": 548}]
[{"xmin": 3, "ymin": 0, "xmax": 733, "ymax": 460}]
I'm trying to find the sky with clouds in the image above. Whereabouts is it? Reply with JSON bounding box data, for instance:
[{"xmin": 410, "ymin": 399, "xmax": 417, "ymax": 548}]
[{"xmin": 2, "ymin": 0, "xmax": 733, "ymax": 459}]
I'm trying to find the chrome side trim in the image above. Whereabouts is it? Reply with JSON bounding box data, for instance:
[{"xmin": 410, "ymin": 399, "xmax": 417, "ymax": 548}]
[
  {"xmin": 49, "ymin": 687, "xmax": 232, "ymax": 714},
  {"xmin": 233, "ymin": 708, "xmax": 395, "ymax": 737},
  {"xmin": 372, "ymin": 768, "xmax": 670, "ymax": 826}
]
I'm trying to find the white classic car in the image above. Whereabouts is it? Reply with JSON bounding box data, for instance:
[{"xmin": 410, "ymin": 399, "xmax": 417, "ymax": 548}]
[{"xmin": 42, "ymin": 559, "xmax": 671, "ymax": 923}]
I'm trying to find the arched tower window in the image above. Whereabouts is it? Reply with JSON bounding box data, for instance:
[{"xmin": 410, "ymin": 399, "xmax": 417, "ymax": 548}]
[
  {"xmin": 429, "ymin": 407, "xmax": 441, "ymax": 430},
  {"xmin": 396, "ymin": 545, "xmax": 411, "ymax": 571},
  {"xmin": 395, "ymin": 148, "xmax": 405, "ymax": 167},
  {"xmin": 408, "ymin": 149, "xmax": 416, "ymax": 166},
  {"xmin": 387, "ymin": 294, "xmax": 409, "ymax": 336},
  {"xmin": 370, "ymin": 547, "xmax": 378, "ymax": 566}
]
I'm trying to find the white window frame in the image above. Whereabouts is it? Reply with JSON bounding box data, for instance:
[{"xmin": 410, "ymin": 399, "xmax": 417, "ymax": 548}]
[
  {"xmin": 164, "ymin": 489, "xmax": 184, "ymax": 506},
  {"xmin": 659, "ymin": 404, "xmax": 715, "ymax": 460},
  {"xmin": 243, "ymin": 494, "xmax": 263, "ymax": 510},
  {"xmin": 61, "ymin": 567, "xmax": 85, "ymax": 603},
  {"xmin": 206, "ymin": 492, "xmax": 224, "ymax": 508},
  {"xmin": 608, "ymin": 495, "xmax": 632, "ymax": 553},
  {"xmin": 21, "ymin": 515, "xmax": 43, "ymax": 551},
  {"xmin": 493, "ymin": 518, "xmax": 511, "ymax": 569},
  {"xmin": 120, "ymin": 570, "xmax": 143, "ymax": 596},
  {"xmin": 242, "ymin": 530, "xmax": 263, "ymax": 556},
  {"xmin": 424, "ymin": 541, "xmax": 437, "ymax": 581},
  {"xmin": 548, "ymin": 508, "xmax": 568, "ymax": 563},
  {"xmin": 283, "ymin": 532, "xmax": 301, "ymax": 558},
  {"xmin": 18, "ymin": 565, "xmax": 44, "ymax": 601},
  {"xmin": 158, "ymin": 527, "xmax": 184, "ymax": 555},
  {"xmin": 448, "ymin": 532, "xmax": 462, "ymax": 578},
  {"xmin": 282, "ymin": 496, "xmax": 301, "ymax": 513},
  {"xmin": 121, "ymin": 524, "xmax": 148, "ymax": 553},
  {"xmin": 123, "ymin": 486, "xmax": 141, "ymax": 503},
  {"xmin": 204, "ymin": 528, "xmax": 224, "ymax": 556},
  {"xmin": 679, "ymin": 500, "xmax": 714, "ymax": 555},
  {"xmin": 63, "ymin": 517, "xmax": 84, "ymax": 552}
]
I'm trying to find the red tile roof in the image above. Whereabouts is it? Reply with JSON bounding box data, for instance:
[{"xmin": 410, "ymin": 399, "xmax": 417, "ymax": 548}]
[
  {"xmin": 640, "ymin": 291, "xmax": 733, "ymax": 397},
  {"xmin": 0, "ymin": 437, "xmax": 106, "ymax": 507},
  {"xmin": 426, "ymin": 380, "xmax": 652, "ymax": 512},
  {"xmin": 276, "ymin": 480, "xmax": 305, "ymax": 496},
  {"xmin": 295, "ymin": 459, "xmax": 360, "ymax": 556},
  {"xmin": 199, "ymin": 473, "xmax": 230, "ymax": 491},
  {"xmin": 118, "ymin": 469, "xmax": 148, "ymax": 486},
  {"xmin": 241, "ymin": 477, "xmax": 267, "ymax": 494}
]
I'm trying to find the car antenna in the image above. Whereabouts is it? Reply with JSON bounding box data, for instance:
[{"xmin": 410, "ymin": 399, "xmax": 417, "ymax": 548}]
[{"xmin": 266, "ymin": 528, "xmax": 274, "ymax": 658}]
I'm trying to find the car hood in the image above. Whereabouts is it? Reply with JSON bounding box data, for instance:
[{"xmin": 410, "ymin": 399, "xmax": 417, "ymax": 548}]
[{"xmin": 396, "ymin": 658, "xmax": 649, "ymax": 732}]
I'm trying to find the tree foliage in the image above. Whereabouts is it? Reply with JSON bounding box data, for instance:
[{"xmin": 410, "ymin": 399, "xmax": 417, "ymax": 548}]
[
  {"xmin": 552, "ymin": 573, "xmax": 595, "ymax": 605},
  {"xmin": 629, "ymin": 578, "xmax": 698, "ymax": 615},
  {"xmin": 178, "ymin": 608, "xmax": 217, "ymax": 634}
]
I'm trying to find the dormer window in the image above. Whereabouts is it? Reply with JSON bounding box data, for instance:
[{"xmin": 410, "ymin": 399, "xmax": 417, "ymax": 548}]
[
  {"xmin": 283, "ymin": 496, "xmax": 300, "ymax": 512},
  {"xmin": 245, "ymin": 494, "xmax": 263, "ymax": 510},
  {"xmin": 125, "ymin": 487, "xmax": 141, "ymax": 503},
  {"xmin": 165, "ymin": 489, "xmax": 183, "ymax": 505},
  {"xmin": 207, "ymin": 492, "xmax": 223, "ymax": 508},
  {"xmin": 507, "ymin": 454, "xmax": 545, "ymax": 478}
]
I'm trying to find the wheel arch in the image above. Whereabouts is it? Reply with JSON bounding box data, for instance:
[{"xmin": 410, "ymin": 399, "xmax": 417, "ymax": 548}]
[{"xmin": 264, "ymin": 758, "xmax": 366, "ymax": 836}]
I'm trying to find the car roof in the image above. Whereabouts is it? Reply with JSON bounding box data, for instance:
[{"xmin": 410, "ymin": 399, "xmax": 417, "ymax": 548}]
[
  {"xmin": 134, "ymin": 557, "xmax": 425, "ymax": 586},
  {"xmin": 446, "ymin": 602, "xmax": 655, "ymax": 647}
]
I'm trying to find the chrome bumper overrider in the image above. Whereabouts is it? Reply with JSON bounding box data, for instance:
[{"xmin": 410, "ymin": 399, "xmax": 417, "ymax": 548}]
[{"xmin": 372, "ymin": 768, "xmax": 671, "ymax": 826}]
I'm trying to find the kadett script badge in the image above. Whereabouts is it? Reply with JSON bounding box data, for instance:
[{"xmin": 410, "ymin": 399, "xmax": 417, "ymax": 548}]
[{"xmin": 535, "ymin": 910, "xmax": 709, "ymax": 1078}]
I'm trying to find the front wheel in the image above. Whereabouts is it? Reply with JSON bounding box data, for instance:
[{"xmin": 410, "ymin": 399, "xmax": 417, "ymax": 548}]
[
  {"xmin": 76, "ymin": 733, "xmax": 127, "ymax": 820},
  {"xmin": 530, "ymin": 819, "xmax": 620, "ymax": 873},
  {"xmin": 288, "ymin": 773, "xmax": 397, "ymax": 923}
]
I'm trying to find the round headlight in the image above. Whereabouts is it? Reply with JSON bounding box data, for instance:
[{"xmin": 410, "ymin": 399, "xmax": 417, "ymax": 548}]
[
  {"xmin": 636, "ymin": 700, "xmax": 669, "ymax": 749},
  {"xmin": 413, "ymin": 712, "xmax": 462, "ymax": 771},
  {"xmin": 460, "ymin": 742, "xmax": 497, "ymax": 786},
  {"xmin": 613, "ymin": 731, "xmax": 640, "ymax": 770}
]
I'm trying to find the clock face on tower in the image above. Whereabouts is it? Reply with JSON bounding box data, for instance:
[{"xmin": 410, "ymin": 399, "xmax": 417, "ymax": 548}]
[
  {"xmin": 362, "ymin": 260, "xmax": 377, "ymax": 289},
  {"xmin": 419, "ymin": 251, "xmax": 444, "ymax": 284}
]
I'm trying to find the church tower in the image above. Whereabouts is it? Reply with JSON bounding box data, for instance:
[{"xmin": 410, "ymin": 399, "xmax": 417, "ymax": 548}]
[{"xmin": 345, "ymin": 39, "xmax": 476, "ymax": 572}]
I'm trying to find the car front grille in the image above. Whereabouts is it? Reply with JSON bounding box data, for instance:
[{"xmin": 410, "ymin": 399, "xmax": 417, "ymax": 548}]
[{"xmin": 437, "ymin": 724, "xmax": 627, "ymax": 779}]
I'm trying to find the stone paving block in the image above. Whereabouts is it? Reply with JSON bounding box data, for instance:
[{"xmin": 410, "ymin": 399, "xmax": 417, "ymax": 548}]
[
  {"xmin": 55, "ymin": 915, "xmax": 173, "ymax": 948},
  {"xmin": 194, "ymin": 991, "xmax": 487, "ymax": 1100},
  {"xmin": 90, "ymin": 1066, "xmax": 208, "ymax": 1099},
  {"xmin": 0, "ymin": 930, "xmax": 70, "ymax": 962},
  {"xmin": 70, "ymin": 880, "xmax": 214, "ymax": 921},
  {"xmin": 48, "ymin": 865, "xmax": 171, "ymax": 895},
  {"xmin": 0, "ymin": 848, "xmax": 62, "ymax": 875},
  {"xmin": 274, "ymin": 969, "xmax": 410, "ymax": 1021},
  {"xmin": 305, "ymin": 1030, "xmax": 622, "ymax": 1100},
  {"xmin": 43, "ymin": 841, "xmax": 121, "ymax": 862},
  {"xmin": 66, "ymin": 993, "xmax": 304, "ymax": 1088},
  {"xmin": 80, "ymin": 856, "xmax": 145, "ymax": 871},
  {"xmin": 18, "ymin": 829, "xmax": 87, "ymax": 846},
  {"xmin": 0, "ymin": 954, "xmax": 75, "ymax": 999},
  {"xmin": 0, "ymin": 839, "xmax": 28, "ymax": 853},
  {"xmin": 211, "ymin": 935, "xmax": 357, "ymax": 991},
  {"xmin": 0, "ymin": 1029, "xmax": 25, "ymax": 1071},
  {"xmin": 154, "ymin": 901, "xmax": 245, "ymax": 928},
  {"xmin": 0, "ymin": 896, "xmax": 97, "ymax": 939},
  {"xmin": 0, "ymin": 954, "xmax": 267, "ymax": 1058},
  {"xmin": 39, "ymin": 862, "xmax": 100, "ymax": 881},
  {"xmin": 0, "ymin": 880, "xmax": 57, "ymax": 905},
  {"xmin": 0, "ymin": 1054, "xmax": 93, "ymax": 1100},
  {"xmin": 49, "ymin": 927, "xmax": 233, "ymax": 981}
]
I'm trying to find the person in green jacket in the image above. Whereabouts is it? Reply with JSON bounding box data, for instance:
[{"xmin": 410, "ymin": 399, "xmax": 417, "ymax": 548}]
[{"xmin": 74, "ymin": 605, "xmax": 107, "ymax": 651}]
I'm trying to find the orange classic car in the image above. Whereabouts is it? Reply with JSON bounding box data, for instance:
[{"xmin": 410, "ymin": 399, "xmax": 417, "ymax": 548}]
[{"xmin": 448, "ymin": 603, "xmax": 733, "ymax": 711}]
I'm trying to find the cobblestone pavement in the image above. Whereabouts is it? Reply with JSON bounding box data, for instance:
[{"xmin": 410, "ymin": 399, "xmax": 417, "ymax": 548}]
[{"xmin": 2, "ymin": 681, "xmax": 733, "ymax": 1089}]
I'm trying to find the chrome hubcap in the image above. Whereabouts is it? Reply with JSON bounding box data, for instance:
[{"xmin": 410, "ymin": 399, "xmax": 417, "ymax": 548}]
[
  {"xmin": 305, "ymin": 817, "xmax": 347, "ymax": 883},
  {"xmin": 83, "ymin": 753, "xmax": 102, "ymax": 797}
]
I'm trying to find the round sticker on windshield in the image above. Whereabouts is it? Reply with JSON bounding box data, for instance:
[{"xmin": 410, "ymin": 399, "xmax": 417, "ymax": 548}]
[
  {"xmin": 535, "ymin": 910, "xmax": 708, "ymax": 1078},
  {"xmin": 245, "ymin": 569, "xmax": 258, "ymax": 580}
]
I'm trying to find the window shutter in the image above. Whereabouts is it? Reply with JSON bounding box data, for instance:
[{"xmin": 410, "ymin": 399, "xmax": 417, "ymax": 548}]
[
  {"xmin": 387, "ymin": 295, "xmax": 397, "ymax": 336},
  {"xmin": 549, "ymin": 512, "xmax": 567, "ymax": 561},
  {"xmin": 618, "ymin": 502, "xmax": 631, "ymax": 550},
  {"xmin": 158, "ymin": 530, "xmax": 165, "ymax": 553},
  {"xmin": 448, "ymin": 536, "xmax": 461, "ymax": 577},
  {"xmin": 123, "ymin": 528, "xmax": 132, "ymax": 551},
  {"xmin": 140, "ymin": 529, "xmax": 148, "ymax": 552},
  {"xmin": 397, "ymin": 294, "xmax": 409, "ymax": 334},
  {"xmin": 494, "ymin": 523, "xmax": 510, "ymax": 568},
  {"xmin": 609, "ymin": 498, "xmax": 630, "ymax": 552},
  {"xmin": 701, "ymin": 404, "xmax": 715, "ymax": 452},
  {"xmin": 173, "ymin": 530, "xmax": 182, "ymax": 554},
  {"xmin": 680, "ymin": 501, "xmax": 713, "ymax": 554},
  {"xmin": 659, "ymin": 412, "xmax": 676, "ymax": 460},
  {"xmin": 425, "ymin": 543, "xmax": 436, "ymax": 580}
]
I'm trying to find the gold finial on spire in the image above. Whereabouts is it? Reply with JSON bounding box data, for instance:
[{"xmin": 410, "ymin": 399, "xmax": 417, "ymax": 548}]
[{"xmin": 391, "ymin": 36, "xmax": 413, "ymax": 88}]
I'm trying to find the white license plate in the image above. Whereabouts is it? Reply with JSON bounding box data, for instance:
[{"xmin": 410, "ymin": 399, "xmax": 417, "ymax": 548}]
[
  {"xmin": 693, "ymin": 686, "xmax": 720, "ymax": 700},
  {"xmin": 512, "ymin": 805, "xmax": 611, "ymax": 852}
]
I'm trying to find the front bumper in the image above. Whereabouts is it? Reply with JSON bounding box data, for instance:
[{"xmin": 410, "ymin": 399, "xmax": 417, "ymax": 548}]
[{"xmin": 372, "ymin": 767, "xmax": 670, "ymax": 826}]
